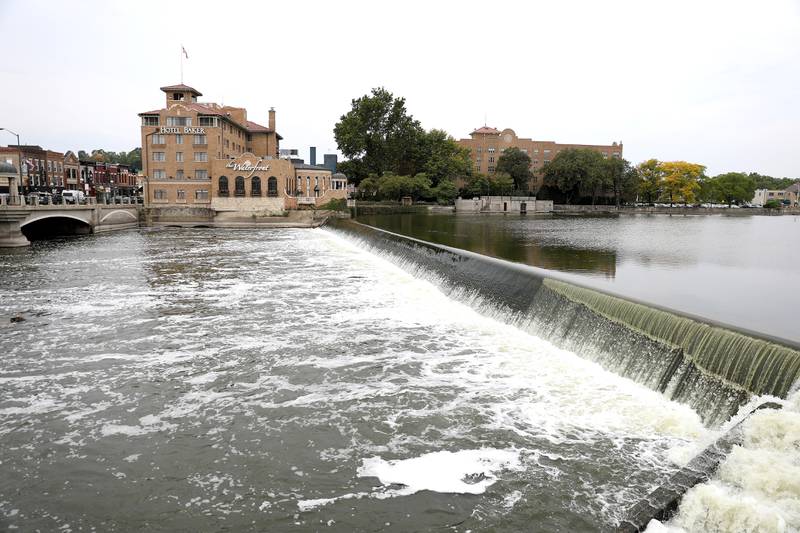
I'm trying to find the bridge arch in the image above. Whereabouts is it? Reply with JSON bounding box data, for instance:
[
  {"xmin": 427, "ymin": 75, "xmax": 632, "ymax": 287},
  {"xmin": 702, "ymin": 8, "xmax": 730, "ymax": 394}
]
[{"xmin": 20, "ymin": 214, "xmax": 93, "ymax": 241}]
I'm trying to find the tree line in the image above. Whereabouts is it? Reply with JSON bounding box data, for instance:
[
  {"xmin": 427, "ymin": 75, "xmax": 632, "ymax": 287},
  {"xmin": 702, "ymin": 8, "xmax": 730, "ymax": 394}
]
[
  {"xmin": 78, "ymin": 148, "xmax": 142, "ymax": 171},
  {"xmin": 334, "ymin": 88, "xmax": 794, "ymax": 205}
]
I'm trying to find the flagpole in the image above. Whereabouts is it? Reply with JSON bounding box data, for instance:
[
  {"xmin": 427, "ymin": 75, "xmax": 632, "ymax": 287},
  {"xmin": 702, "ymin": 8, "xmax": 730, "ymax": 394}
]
[{"xmin": 180, "ymin": 45, "xmax": 184, "ymax": 84}]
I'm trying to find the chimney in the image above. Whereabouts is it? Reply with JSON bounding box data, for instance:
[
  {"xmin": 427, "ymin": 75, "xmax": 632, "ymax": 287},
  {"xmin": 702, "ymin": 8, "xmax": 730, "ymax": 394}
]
[
  {"xmin": 310, "ymin": 147, "xmax": 317, "ymax": 166},
  {"xmin": 269, "ymin": 107, "xmax": 275, "ymax": 131}
]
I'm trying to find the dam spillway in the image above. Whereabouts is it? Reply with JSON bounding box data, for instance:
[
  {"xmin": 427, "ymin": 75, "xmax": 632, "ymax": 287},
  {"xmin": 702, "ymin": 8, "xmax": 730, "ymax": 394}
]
[{"xmin": 328, "ymin": 218, "xmax": 800, "ymax": 427}]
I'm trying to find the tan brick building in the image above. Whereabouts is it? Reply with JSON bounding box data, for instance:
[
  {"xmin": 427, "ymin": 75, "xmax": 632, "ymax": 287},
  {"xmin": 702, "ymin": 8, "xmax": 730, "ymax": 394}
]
[
  {"xmin": 140, "ymin": 83, "xmax": 347, "ymax": 213},
  {"xmin": 457, "ymin": 127, "xmax": 623, "ymax": 192}
]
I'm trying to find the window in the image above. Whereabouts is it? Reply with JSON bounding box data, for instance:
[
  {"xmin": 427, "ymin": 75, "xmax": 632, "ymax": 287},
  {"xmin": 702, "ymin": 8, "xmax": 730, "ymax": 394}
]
[
  {"xmin": 195, "ymin": 170, "xmax": 208, "ymax": 180},
  {"xmin": 544, "ymin": 149, "xmax": 551, "ymax": 154},
  {"xmin": 176, "ymin": 169, "xmax": 184, "ymax": 179},
  {"xmin": 487, "ymin": 147, "xmax": 496, "ymax": 153},
  {"xmin": 544, "ymin": 159, "xmax": 550, "ymax": 164},
  {"xmin": 267, "ymin": 176, "xmax": 278, "ymax": 197},
  {"xmin": 166, "ymin": 116, "xmax": 192, "ymax": 126},
  {"xmin": 477, "ymin": 147, "xmax": 482, "ymax": 153},
  {"xmin": 194, "ymin": 152, "xmax": 208, "ymax": 162},
  {"xmin": 173, "ymin": 92, "xmax": 184, "ymax": 101},
  {"xmin": 47, "ymin": 161, "xmax": 52, "ymax": 171},
  {"xmin": 177, "ymin": 189, "xmax": 186, "ymax": 200},
  {"xmin": 488, "ymin": 166, "xmax": 495, "ymax": 172},
  {"xmin": 534, "ymin": 149, "xmax": 539, "ymax": 154},
  {"xmin": 153, "ymin": 189, "xmax": 167, "ymax": 199},
  {"xmin": 198, "ymin": 117, "xmax": 216, "ymax": 127},
  {"xmin": 612, "ymin": 152, "xmax": 621, "ymax": 158},
  {"xmin": 251, "ymin": 176, "xmax": 262, "ymax": 196},
  {"xmin": 235, "ymin": 176, "xmax": 245, "ymax": 196},
  {"xmin": 142, "ymin": 116, "xmax": 159, "ymax": 126},
  {"xmin": 153, "ymin": 152, "xmax": 165, "ymax": 162},
  {"xmin": 488, "ymin": 157, "xmax": 495, "ymax": 163},
  {"xmin": 194, "ymin": 135, "xmax": 207, "ymax": 145},
  {"xmin": 152, "ymin": 134, "xmax": 166, "ymax": 145},
  {"xmin": 176, "ymin": 152, "xmax": 184, "ymax": 162},
  {"xmin": 195, "ymin": 189, "xmax": 209, "ymax": 200},
  {"xmin": 218, "ymin": 176, "xmax": 229, "ymax": 196},
  {"xmin": 175, "ymin": 134, "xmax": 183, "ymax": 145}
]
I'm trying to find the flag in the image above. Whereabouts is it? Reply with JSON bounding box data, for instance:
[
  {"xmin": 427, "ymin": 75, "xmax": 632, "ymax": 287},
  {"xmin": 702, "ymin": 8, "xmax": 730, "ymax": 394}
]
[{"xmin": 182, "ymin": 46, "xmax": 189, "ymax": 59}]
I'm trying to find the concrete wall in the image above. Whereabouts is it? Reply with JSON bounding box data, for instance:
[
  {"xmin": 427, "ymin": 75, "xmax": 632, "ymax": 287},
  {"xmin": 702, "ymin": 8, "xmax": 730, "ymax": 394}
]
[
  {"xmin": 455, "ymin": 196, "xmax": 553, "ymax": 213},
  {"xmin": 212, "ymin": 196, "xmax": 285, "ymax": 217}
]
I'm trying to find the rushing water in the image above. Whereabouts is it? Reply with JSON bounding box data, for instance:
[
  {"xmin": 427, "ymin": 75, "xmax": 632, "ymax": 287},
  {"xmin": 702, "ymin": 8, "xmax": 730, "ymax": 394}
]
[
  {"xmin": 357, "ymin": 213, "xmax": 800, "ymax": 344},
  {"xmin": 0, "ymin": 228, "xmax": 715, "ymax": 532}
]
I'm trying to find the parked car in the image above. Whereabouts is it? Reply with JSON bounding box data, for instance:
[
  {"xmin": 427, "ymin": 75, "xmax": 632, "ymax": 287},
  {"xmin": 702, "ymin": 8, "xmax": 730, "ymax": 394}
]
[
  {"xmin": 62, "ymin": 190, "xmax": 86, "ymax": 204},
  {"xmin": 28, "ymin": 192, "xmax": 52, "ymax": 205}
]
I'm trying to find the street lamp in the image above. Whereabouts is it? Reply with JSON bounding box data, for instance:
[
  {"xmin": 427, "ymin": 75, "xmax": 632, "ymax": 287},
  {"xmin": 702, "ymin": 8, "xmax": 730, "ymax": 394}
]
[{"xmin": 0, "ymin": 127, "xmax": 23, "ymax": 200}]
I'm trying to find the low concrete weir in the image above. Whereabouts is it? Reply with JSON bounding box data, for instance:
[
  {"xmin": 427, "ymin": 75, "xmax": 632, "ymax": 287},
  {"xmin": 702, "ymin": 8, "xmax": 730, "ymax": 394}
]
[
  {"xmin": 615, "ymin": 401, "xmax": 784, "ymax": 532},
  {"xmin": 327, "ymin": 219, "xmax": 800, "ymax": 427}
]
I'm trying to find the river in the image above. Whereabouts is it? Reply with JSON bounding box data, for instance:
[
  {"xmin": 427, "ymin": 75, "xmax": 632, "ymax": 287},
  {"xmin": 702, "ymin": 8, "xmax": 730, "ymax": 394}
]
[
  {"xmin": 357, "ymin": 212, "xmax": 800, "ymax": 344},
  {"xmin": 0, "ymin": 226, "xmax": 795, "ymax": 531}
]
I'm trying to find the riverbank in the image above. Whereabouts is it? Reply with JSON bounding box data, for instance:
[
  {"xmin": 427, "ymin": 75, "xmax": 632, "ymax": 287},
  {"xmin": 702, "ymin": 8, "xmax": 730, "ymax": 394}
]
[{"xmin": 553, "ymin": 205, "xmax": 800, "ymax": 216}]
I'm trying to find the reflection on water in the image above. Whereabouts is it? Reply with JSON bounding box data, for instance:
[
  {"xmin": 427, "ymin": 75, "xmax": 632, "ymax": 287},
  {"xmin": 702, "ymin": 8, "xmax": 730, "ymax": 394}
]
[{"xmin": 358, "ymin": 212, "xmax": 800, "ymax": 343}]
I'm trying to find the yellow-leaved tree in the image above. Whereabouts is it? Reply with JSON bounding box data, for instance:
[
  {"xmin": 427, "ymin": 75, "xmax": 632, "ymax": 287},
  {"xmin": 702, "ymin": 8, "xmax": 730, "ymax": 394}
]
[{"xmin": 660, "ymin": 161, "xmax": 705, "ymax": 205}]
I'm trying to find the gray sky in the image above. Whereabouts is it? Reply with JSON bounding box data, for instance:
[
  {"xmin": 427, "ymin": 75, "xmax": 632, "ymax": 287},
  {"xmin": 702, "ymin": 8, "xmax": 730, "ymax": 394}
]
[{"xmin": 1, "ymin": 0, "xmax": 798, "ymax": 177}]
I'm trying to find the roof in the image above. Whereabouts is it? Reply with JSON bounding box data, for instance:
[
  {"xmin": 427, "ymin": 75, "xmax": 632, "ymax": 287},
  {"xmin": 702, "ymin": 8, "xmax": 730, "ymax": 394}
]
[
  {"xmin": 0, "ymin": 161, "xmax": 17, "ymax": 174},
  {"xmin": 293, "ymin": 163, "xmax": 330, "ymax": 171},
  {"xmin": 471, "ymin": 126, "xmax": 501, "ymax": 135},
  {"xmin": 246, "ymin": 120, "xmax": 270, "ymax": 132},
  {"xmin": 332, "ymin": 172, "xmax": 347, "ymax": 179},
  {"xmin": 160, "ymin": 84, "xmax": 202, "ymax": 96},
  {"xmin": 785, "ymin": 182, "xmax": 800, "ymax": 193}
]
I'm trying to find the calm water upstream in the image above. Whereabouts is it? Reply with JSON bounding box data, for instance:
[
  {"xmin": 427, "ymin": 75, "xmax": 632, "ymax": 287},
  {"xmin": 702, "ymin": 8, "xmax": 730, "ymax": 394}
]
[
  {"xmin": 0, "ymin": 228, "xmax": 713, "ymax": 532},
  {"xmin": 358, "ymin": 213, "xmax": 800, "ymax": 344}
]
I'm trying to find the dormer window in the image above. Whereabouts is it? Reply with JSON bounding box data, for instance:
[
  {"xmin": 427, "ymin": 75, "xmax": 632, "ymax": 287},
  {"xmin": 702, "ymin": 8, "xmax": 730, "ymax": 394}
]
[{"xmin": 173, "ymin": 92, "xmax": 184, "ymax": 101}]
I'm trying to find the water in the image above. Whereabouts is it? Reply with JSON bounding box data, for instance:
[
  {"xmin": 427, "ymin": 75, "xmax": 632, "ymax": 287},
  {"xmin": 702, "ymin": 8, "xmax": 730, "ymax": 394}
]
[
  {"xmin": 357, "ymin": 213, "xmax": 800, "ymax": 343},
  {"xmin": 0, "ymin": 228, "xmax": 710, "ymax": 531}
]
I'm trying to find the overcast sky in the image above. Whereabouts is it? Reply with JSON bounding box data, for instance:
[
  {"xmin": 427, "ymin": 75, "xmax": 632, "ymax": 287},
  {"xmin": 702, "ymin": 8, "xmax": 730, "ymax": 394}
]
[{"xmin": 1, "ymin": 0, "xmax": 798, "ymax": 177}]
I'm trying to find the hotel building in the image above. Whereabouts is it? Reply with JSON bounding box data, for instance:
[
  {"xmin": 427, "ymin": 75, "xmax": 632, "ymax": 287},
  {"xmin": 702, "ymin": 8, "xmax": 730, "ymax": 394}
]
[
  {"xmin": 457, "ymin": 127, "xmax": 622, "ymax": 192},
  {"xmin": 139, "ymin": 84, "xmax": 346, "ymax": 215}
]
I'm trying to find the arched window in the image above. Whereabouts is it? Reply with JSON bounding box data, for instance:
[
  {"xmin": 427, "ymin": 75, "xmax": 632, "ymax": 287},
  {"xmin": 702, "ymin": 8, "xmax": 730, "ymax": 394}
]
[
  {"xmin": 218, "ymin": 175, "xmax": 229, "ymax": 196},
  {"xmin": 251, "ymin": 176, "xmax": 261, "ymax": 196},
  {"xmin": 267, "ymin": 176, "xmax": 278, "ymax": 197},
  {"xmin": 235, "ymin": 176, "xmax": 245, "ymax": 196}
]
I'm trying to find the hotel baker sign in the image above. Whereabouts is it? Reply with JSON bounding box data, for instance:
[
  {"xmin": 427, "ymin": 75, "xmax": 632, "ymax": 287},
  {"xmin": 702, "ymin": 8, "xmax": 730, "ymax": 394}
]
[{"xmin": 159, "ymin": 126, "xmax": 206, "ymax": 134}]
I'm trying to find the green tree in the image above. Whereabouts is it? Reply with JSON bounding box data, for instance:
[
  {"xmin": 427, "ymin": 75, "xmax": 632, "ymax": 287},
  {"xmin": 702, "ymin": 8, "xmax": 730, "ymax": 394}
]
[
  {"xmin": 601, "ymin": 157, "xmax": 634, "ymax": 208},
  {"xmin": 419, "ymin": 129, "xmax": 472, "ymax": 187},
  {"xmin": 432, "ymin": 179, "xmax": 458, "ymax": 205},
  {"xmin": 748, "ymin": 173, "xmax": 795, "ymax": 191},
  {"xmin": 490, "ymin": 172, "xmax": 515, "ymax": 195},
  {"xmin": 636, "ymin": 159, "xmax": 664, "ymax": 205},
  {"xmin": 496, "ymin": 147, "xmax": 533, "ymax": 192},
  {"xmin": 542, "ymin": 148, "xmax": 604, "ymax": 204},
  {"xmin": 334, "ymin": 88, "xmax": 424, "ymax": 182},
  {"xmin": 711, "ymin": 172, "xmax": 757, "ymax": 206}
]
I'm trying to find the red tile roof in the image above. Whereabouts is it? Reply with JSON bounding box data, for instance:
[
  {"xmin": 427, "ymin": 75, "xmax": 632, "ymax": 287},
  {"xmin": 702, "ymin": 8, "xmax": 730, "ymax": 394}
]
[
  {"xmin": 160, "ymin": 84, "xmax": 202, "ymax": 96},
  {"xmin": 471, "ymin": 126, "xmax": 501, "ymax": 135},
  {"xmin": 246, "ymin": 120, "xmax": 270, "ymax": 132}
]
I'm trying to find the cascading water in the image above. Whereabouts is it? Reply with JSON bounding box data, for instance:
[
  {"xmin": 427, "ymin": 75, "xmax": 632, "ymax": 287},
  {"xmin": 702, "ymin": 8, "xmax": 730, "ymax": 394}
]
[{"xmin": 327, "ymin": 219, "xmax": 800, "ymax": 428}]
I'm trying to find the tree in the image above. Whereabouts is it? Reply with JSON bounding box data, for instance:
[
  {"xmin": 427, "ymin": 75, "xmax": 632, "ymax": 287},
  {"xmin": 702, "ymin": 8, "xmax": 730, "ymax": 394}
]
[
  {"xmin": 432, "ymin": 179, "xmax": 458, "ymax": 205},
  {"xmin": 496, "ymin": 147, "xmax": 533, "ymax": 192},
  {"xmin": 601, "ymin": 158, "xmax": 636, "ymax": 207},
  {"xmin": 748, "ymin": 173, "xmax": 795, "ymax": 191},
  {"xmin": 711, "ymin": 172, "xmax": 756, "ymax": 206},
  {"xmin": 542, "ymin": 148, "xmax": 604, "ymax": 204},
  {"xmin": 334, "ymin": 88, "xmax": 424, "ymax": 182},
  {"xmin": 661, "ymin": 161, "xmax": 705, "ymax": 205},
  {"xmin": 490, "ymin": 172, "xmax": 515, "ymax": 195},
  {"xmin": 419, "ymin": 129, "xmax": 472, "ymax": 187},
  {"xmin": 636, "ymin": 159, "xmax": 664, "ymax": 205}
]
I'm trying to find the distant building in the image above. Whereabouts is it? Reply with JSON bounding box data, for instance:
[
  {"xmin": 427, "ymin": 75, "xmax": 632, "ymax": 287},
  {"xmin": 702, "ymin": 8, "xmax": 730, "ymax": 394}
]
[
  {"xmin": 456, "ymin": 127, "xmax": 622, "ymax": 192},
  {"xmin": 753, "ymin": 183, "xmax": 800, "ymax": 207},
  {"xmin": 0, "ymin": 145, "xmax": 67, "ymax": 193}
]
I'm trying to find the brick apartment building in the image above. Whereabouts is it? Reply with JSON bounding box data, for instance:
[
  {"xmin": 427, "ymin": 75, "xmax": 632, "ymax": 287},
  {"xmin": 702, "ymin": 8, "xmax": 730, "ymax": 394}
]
[{"xmin": 457, "ymin": 127, "xmax": 622, "ymax": 192}]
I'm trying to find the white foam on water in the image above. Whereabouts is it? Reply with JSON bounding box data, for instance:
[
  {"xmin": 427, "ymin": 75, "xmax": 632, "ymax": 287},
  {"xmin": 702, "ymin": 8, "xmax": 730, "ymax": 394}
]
[
  {"xmin": 358, "ymin": 448, "xmax": 523, "ymax": 496},
  {"xmin": 651, "ymin": 393, "xmax": 800, "ymax": 533}
]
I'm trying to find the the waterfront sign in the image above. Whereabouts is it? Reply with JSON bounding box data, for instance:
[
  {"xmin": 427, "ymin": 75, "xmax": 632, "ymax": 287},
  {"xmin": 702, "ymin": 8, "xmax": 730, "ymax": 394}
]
[
  {"xmin": 225, "ymin": 159, "xmax": 270, "ymax": 177},
  {"xmin": 159, "ymin": 127, "xmax": 206, "ymax": 134}
]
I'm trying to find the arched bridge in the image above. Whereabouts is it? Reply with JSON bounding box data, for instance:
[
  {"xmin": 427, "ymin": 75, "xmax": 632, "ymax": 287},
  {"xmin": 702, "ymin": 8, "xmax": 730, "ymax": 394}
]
[{"xmin": 0, "ymin": 204, "xmax": 140, "ymax": 247}]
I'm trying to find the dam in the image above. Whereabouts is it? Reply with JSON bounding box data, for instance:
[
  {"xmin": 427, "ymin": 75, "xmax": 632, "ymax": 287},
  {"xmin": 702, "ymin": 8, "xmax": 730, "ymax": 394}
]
[{"xmin": 0, "ymin": 219, "xmax": 797, "ymax": 531}]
